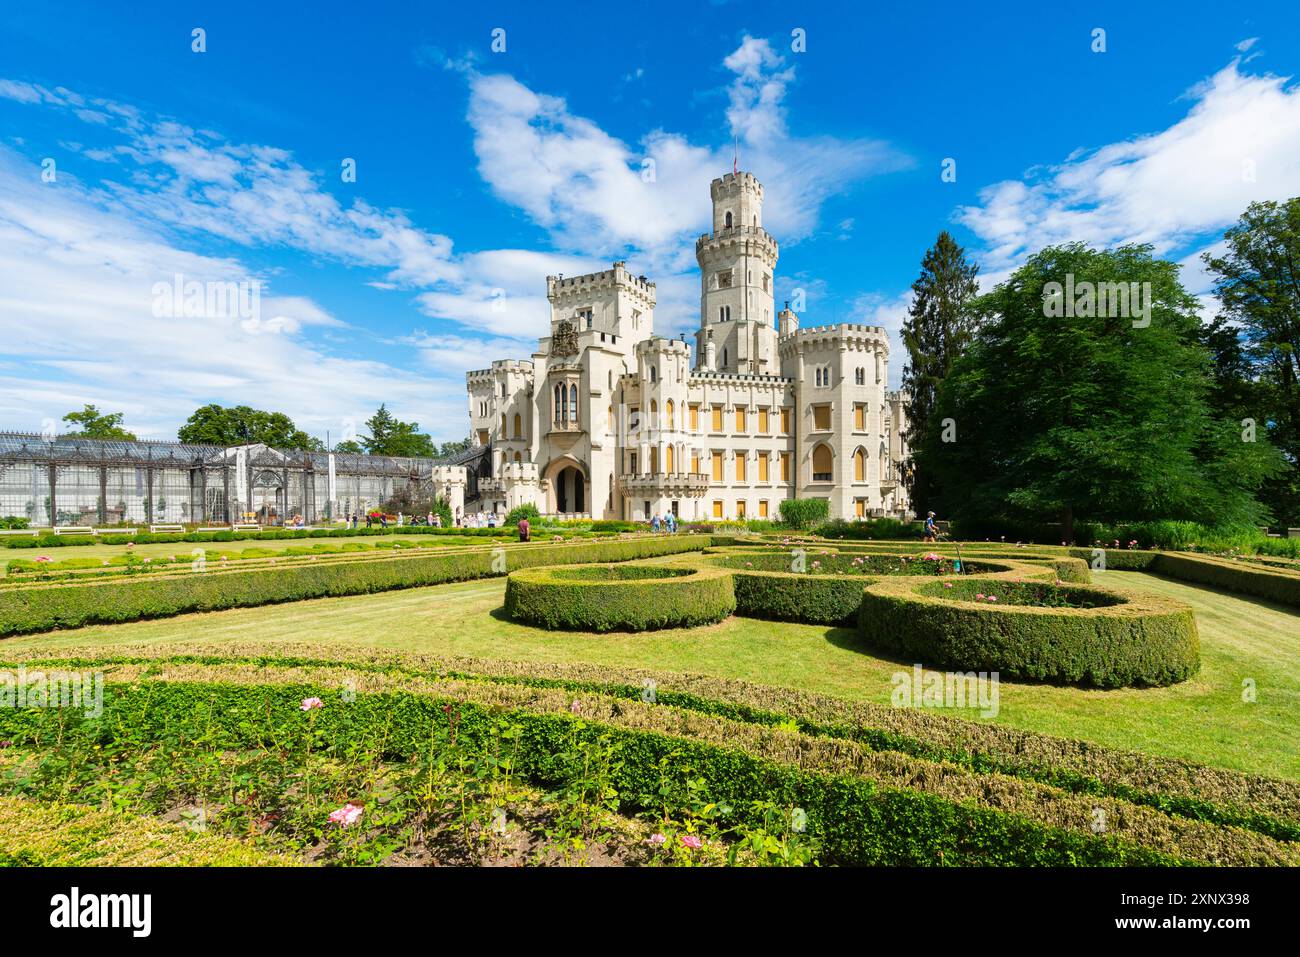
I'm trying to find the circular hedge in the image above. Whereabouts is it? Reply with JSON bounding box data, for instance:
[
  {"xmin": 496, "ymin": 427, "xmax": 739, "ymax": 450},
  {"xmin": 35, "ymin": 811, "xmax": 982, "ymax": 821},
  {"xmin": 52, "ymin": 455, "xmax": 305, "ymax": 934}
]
[
  {"xmin": 503, "ymin": 563, "xmax": 735, "ymax": 632},
  {"xmin": 858, "ymin": 577, "xmax": 1200, "ymax": 688}
]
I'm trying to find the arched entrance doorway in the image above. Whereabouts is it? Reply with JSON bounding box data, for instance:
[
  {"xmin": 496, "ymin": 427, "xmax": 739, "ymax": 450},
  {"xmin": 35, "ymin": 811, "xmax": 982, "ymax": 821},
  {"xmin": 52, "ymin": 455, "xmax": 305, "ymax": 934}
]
[{"xmin": 543, "ymin": 458, "xmax": 587, "ymax": 515}]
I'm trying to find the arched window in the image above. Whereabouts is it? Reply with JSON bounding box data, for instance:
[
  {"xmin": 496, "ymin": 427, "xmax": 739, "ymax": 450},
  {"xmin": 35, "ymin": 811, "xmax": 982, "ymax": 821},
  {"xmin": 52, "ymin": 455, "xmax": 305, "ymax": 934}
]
[
  {"xmin": 666, "ymin": 399, "xmax": 675, "ymax": 430},
  {"xmin": 554, "ymin": 384, "xmax": 564, "ymax": 424},
  {"xmin": 855, "ymin": 367, "xmax": 865, "ymax": 386},
  {"xmin": 607, "ymin": 405, "xmax": 614, "ymax": 430},
  {"xmin": 812, "ymin": 444, "xmax": 833, "ymax": 482},
  {"xmin": 512, "ymin": 413, "xmax": 522, "ymax": 439},
  {"xmin": 724, "ymin": 210, "xmax": 733, "ymax": 228},
  {"xmin": 722, "ymin": 347, "xmax": 729, "ymax": 367},
  {"xmin": 514, "ymin": 452, "xmax": 522, "ymax": 464},
  {"xmin": 650, "ymin": 400, "xmax": 658, "ymax": 428},
  {"xmin": 568, "ymin": 383, "xmax": 578, "ymax": 423},
  {"xmin": 650, "ymin": 366, "xmax": 657, "ymax": 383},
  {"xmin": 853, "ymin": 447, "xmax": 866, "ymax": 482},
  {"xmin": 500, "ymin": 414, "xmax": 507, "ymax": 436},
  {"xmin": 666, "ymin": 445, "xmax": 675, "ymax": 473}
]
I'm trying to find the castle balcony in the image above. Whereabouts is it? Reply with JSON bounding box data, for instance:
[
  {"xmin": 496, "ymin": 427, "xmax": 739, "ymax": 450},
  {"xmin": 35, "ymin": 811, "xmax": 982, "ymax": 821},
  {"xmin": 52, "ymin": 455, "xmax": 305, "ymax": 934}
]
[
  {"xmin": 477, "ymin": 478, "xmax": 506, "ymax": 495},
  {"xmin": 695, "ymin": 224, "xmax": 778, "ymax": 252},
  {"xmin": 617, "ymin": 473, "xmax": 711, "ymax": 498}
]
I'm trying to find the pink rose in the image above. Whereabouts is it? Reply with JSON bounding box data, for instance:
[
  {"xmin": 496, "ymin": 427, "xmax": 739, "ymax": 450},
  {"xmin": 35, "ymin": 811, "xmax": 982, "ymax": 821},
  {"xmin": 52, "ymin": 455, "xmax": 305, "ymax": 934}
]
[
  {"xmin": 300, "ymin": 697, "xmax": 324, "ymax": 711},
  {"xmin": 681, "ymin": 835, "xmax": 703, "ymax": 849},
  {"xmin": 329, "ymin": 803, "xmax": 363, "ymax": 826}
]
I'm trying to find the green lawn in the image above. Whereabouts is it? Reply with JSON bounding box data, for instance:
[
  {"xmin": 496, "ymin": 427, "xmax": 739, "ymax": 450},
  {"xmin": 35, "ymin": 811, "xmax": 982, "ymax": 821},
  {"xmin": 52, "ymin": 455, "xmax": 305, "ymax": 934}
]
[{"xmin": 3, "ymin": 570, "xmax": 1296, "ymax": 780}]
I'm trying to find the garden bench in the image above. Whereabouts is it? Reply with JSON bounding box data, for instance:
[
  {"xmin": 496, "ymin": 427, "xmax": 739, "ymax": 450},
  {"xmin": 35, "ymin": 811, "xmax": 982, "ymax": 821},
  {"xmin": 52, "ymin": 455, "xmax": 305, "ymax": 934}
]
[
  {"xmin": 149, "ymin": 524, "xmax": 186, "ymax": 534},
  {"xmin": 0, "ymin": 529, "xmax": 38, "ymax": 537},
  {"xmin": 196, "ymin": 526, "xmax": 230, "ymax": 533},
  {"xmin": 52, "ymin": 527, "xmax": 95, "ymax": 536},
  {"xmin": 231, "ymin": 523, "xmax": 262, "ymax": 532},
  {"xmin": 96, "ymin": 528, "xmax": 136, "ymax": 536}
]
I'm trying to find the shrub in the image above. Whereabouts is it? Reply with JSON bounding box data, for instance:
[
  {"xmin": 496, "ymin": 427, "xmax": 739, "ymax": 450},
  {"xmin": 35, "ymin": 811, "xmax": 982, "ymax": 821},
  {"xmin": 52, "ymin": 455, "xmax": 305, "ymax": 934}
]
[
  {"xmin": 2, "ymin": 678, "xmax": 1289, "ymax": 865},
  {"xmin": 813, "ymin": 518, "xmax": 922, "ymax": 540},
  {"xmin": 777, "ymin": 498, "xmax": 830, "ymax": 530},
  {"xmin": 503, "ymin": 503, "xmax": 542, "ymax": 528},
  {"xmin": 1148, "ymin": 552, "xmax": 1300, "ymax": 608},
  {"xmin": 503, "ymin": 564, "xmax": 735, "ymax": 631},
  {"xmin": 858, "ymin": 577, "xmax": 1200, "ymax": 688},
  {"xmin": 0, "ymin": 536, "xmax": 712, "ymax": 636},
  {"xmin": 729, "ymin": 571, "xmax": 866, "ymax": 625}
]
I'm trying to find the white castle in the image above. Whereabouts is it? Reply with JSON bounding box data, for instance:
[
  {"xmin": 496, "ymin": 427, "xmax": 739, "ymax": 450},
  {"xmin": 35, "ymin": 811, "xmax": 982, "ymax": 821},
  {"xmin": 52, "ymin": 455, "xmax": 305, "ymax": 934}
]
[{"xmin": 461, "ymin": 171, "xmax": 911, "ymax": 523}]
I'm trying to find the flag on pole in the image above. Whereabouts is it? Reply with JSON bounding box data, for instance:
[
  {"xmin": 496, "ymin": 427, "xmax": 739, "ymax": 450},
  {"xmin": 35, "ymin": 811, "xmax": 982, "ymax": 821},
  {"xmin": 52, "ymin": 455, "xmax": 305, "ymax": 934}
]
[{"xmin": 733, "ymin": 138, "xmax": 738, "ymax": 175}]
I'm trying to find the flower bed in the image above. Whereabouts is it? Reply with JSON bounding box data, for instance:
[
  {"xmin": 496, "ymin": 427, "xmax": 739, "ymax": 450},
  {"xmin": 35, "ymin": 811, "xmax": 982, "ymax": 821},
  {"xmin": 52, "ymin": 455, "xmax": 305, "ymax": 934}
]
[{"xmin": 0, "ymin": 660, "xmax": 1291, "ymax": 866}]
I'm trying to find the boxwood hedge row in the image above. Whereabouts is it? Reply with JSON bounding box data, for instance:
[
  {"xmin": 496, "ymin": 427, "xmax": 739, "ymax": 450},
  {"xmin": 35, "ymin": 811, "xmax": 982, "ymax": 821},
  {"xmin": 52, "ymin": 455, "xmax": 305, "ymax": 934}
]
[
  {"xmin": 503, "ymin": 564, "xmax": 736, "ymax": 631},
  {"xmin": 8, "ymin": 642, "xmax": 1297, "ymax": 843},
  {"xmin": 7, "ymin": 678, "xmax": 1284, "ymax": 866},
  {"xmin": 0, "ymin": 536, "xmax": 708, "ymax": 636},
  {"xmin": 858, "ymin": 578, "xmax": 1200, "ymax": 688}
]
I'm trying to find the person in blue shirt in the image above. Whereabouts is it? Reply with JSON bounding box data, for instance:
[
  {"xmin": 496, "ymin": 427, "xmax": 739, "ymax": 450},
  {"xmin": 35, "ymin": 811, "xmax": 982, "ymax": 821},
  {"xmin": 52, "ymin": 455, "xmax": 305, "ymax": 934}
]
[
  {"xmin": 923, "ymin": 511, "xmax": 938, "ymax": 542},
  {"xmin": 651, "ymin": 513, "xmax": 661, "ymax": 533}
]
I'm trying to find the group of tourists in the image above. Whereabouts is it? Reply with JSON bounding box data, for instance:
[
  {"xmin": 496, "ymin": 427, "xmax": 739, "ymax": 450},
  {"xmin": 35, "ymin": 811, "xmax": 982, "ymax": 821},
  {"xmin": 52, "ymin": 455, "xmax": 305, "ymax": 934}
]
[{"xmin": 649, "ymin": 512, "xmax": 678, "ymax": 533}]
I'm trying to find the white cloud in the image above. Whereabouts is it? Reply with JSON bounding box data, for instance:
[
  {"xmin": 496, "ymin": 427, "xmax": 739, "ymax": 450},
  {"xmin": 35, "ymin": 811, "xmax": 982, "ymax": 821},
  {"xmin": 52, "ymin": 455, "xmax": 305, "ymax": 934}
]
[{"xmin": 955, "ymin": 60, "xmax": 1300, "ymax": 289}]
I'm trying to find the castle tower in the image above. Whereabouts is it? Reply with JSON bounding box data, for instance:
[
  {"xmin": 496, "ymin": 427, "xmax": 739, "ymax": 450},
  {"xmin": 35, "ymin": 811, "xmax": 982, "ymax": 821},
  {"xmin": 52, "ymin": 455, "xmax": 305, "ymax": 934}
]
[{"xmin": 694, "ymin": 172, "xmax": 779, "ymax": 375}]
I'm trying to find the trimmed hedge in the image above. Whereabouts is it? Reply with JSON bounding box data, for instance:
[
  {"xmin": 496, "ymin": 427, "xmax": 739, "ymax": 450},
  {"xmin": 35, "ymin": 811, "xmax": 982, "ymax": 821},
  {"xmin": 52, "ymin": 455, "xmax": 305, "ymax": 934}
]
[
  {"xmin": 9, "ymin": 642, "xmax": 1299, "ymax": 843},
  {"xmin": 0, "ymin": 797, "xmax": 298, "ymax": 866},
  {"xmin": 0, "ymin": 536, "xmax": 710, "ymax": 636},
  {"xmin": 729, "ymin": 570, "xmax": 868, "ymax": 625},
  {"xmin": 503, "ymin": 563, "xmax": 735, "ymax": 631},
  {"xmin": 1149, "ymin": 552, "xmax": 1300, "ymax": 609},
  {"xmin": 858, "ymin": 578, "xmax": 1200, "ymax": 688},
  {"xmin": 1050, "ymin": 557, "xmax": 1092, "ymax": 583},
  {"xmin": 2, "ymin": 676, "xmax": 1289, "ymax": 865}
]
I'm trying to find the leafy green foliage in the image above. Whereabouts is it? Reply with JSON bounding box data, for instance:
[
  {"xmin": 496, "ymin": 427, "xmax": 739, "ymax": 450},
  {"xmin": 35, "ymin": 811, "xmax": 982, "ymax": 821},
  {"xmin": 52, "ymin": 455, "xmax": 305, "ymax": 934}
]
[
  {"xmin": 901, "ymin": 231, "xmax": 981, "ymax": 508},
  {"xmin": 918, "ymin": 244, "xmax": 1283, "ymax": 538},
  {"xmin": 1204, "ymin": 198, "xmax": 1300, "ymax": 526},
  {"xmin": 61, "ymin": 404, "xmax": 136, "ymax": 441},
  {"xmin": 777, "ymin": 497, "xmax": 830, "ymax": 530},
  {"xmin": 178, "ymin": 404, "xmax": 322, "ymax": 450}
]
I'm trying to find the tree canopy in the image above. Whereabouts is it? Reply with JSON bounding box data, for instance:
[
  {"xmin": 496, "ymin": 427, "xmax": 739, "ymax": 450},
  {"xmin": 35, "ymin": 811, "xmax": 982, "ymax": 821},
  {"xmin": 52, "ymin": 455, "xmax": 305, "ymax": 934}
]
[
  {"xmin": 915, "ymin": 243, "xmax": 1282, "ymax": 540},
  {"xmin": 901, "ymin": 231, "xmax": 981, "ymax": 509},
  {"xmin": 62, "ymin": 405, "xmax": 136, "ymax": 441},
  {"xmin": 178, "ymin": 405, "xmax": 322, "ymax": 450},
  {"xmin": 1203, "ymin": 197, "xmax": 1300, "ymax": 525}
]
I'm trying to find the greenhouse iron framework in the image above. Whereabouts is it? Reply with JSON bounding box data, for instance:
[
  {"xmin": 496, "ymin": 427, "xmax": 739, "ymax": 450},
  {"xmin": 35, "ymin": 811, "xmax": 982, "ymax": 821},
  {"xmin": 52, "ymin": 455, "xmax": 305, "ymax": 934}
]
[{"xmin": 0, "ymin": 432, "xmax": 484, "ymax": 527}]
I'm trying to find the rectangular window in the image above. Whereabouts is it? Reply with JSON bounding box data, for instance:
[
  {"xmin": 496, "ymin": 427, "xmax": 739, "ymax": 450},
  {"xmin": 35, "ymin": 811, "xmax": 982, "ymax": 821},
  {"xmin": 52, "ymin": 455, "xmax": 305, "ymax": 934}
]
[
  {"xmin": 758, "ymin": 408, "xmax": 769, "ymax": 433},
  {"xmin": 711, "ymin": 405, "xmax": 723, "ymax": 432},
  {"xmin": 813, "ymin": 404, "xmax": 831, "ymax": 431},
  {"xmin": 629, "ymin": 452, "xmax": 638, "ymax": 473},
  {"xmin": 691, "ymin": 453, "xmax": 700, "ymax": 474},
  {"xmin": 758, "ymin": 499, "xmax": 769, "ymax": 518},
  {"xmin": 758, "ymin": 453, "xmax": 769, "ymax": 482},
  {"xmin": 711, "ymin": 453, "xmax": 723, "ymax": 481},
  {"xmin": 712, "ymin": 500, "xmax": 723, "ymax": 519},
  {"xmin": 735, "ymin": 453, "xmax": 747, "ymax": 482},
  {"xmin": 780, "ymin": 408, "xmax": 791, "ymax": 434},
  {"xmin": 854, "ymin": 404, "xmax": 865, "ymax": 431},
  {"xmin": 855, "ymin": 499, "xmax": 866, "ymax": 518},
  {"xmin": 735, "ymin": 407, "xmax": 746, "ymax": 433},
  {"xmin": 689, "ymin": 404, "xmax": 699, "ymax": 431},
  {"xmin": 736, "ymin": 500, "xmax": 747, "ymax": 519},
  {"xmin": 629, "ymin": 406, "xmax": 640, "ymax": 432},
  {"xmin": 780, "ymin": 452, "xmax": 791, "ymax": 482}
]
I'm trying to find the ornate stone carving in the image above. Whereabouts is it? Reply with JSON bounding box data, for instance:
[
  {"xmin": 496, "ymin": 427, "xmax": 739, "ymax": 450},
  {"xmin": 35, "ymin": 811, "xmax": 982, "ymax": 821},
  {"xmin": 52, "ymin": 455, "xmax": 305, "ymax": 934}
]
[{"xmin": 551, "ymin": 319, "xmax": 579, "ymax": 357}]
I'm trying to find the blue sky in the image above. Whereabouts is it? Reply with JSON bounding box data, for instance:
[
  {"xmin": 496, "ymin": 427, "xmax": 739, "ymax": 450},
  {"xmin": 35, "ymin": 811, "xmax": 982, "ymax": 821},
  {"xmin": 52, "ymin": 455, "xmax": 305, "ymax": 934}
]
[{"xmin": 1, "ymin": 0, "xmax": 1298, "ymax": 443}]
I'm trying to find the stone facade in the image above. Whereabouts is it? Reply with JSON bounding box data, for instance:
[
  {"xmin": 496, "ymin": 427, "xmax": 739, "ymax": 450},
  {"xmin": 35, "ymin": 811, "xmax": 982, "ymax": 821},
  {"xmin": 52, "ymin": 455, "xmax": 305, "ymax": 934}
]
[{"xmin": 465, "ymin": 171, "xmax": 911, "ymax": 522}]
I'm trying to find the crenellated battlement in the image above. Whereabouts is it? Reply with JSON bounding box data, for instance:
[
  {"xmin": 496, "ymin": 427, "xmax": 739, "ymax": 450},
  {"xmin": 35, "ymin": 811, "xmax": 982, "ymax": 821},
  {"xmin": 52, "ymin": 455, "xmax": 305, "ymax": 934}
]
[{"xmin": 546, "ymin": 261, "xmax": 656, "ymax": 304}]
